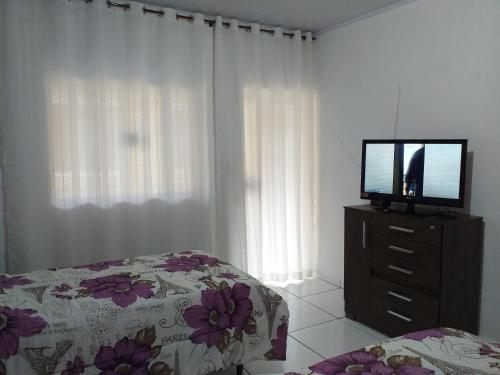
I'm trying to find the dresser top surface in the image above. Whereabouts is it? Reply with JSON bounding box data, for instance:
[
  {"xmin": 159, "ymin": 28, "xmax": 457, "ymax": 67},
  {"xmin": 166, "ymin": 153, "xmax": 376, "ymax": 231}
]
[{"xmin": 345, "ymin": 204, "xmax": 483, "ymax": 224}]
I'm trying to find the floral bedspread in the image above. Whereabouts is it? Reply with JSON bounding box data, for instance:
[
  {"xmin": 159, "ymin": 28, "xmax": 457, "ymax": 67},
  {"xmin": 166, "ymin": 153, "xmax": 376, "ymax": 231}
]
[
  {"xmin": 285, "ymin": 328, "xmax": 500, "ymax": 375},
  {"xmin": 0, "ymin": 250, "xmax": 289, "ymax": 375}
]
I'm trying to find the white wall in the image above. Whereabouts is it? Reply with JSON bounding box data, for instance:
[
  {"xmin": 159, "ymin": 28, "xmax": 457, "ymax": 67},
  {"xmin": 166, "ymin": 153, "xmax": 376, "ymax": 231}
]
[
  {"xmin": 0, "ymin": 172, "xmax": 4, "ymax": 273},
  {"xmin": 315, "ymin": 0, "xmax": 500, "ymax": 339}
]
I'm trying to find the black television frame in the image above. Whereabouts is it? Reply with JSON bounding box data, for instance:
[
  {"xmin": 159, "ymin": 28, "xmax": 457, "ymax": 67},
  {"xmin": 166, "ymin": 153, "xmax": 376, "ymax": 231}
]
[{"xmin": 360, "ymin": 139, "xmax": 468, "ymax": 208}]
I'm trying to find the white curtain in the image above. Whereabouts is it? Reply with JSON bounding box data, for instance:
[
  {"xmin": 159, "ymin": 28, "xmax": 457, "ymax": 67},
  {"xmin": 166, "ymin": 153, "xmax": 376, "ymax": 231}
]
[
  {"xmin": 0, "ymin": 0, "xmax": 214, "ymax": 272},
  {"xmin": 213, "ymin": 18, "xmax": 318, "ymax": 282},
  {"xmin": 0, "ymin": 0, "xmax": 317, "ymax": 282}
]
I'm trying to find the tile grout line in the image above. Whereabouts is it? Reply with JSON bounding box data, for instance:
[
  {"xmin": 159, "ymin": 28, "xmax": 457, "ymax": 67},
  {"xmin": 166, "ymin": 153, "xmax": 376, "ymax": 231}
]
[
  {"xmin": 247, "ymin": 318, "xmax": 373, "ymax": 375},
  {"xmin": 295, "ymin": 287, "xmax": 341, "ymax": 299},
  {"xmin": 344, "ymin": 320, "xmax": 387, "ymax": 341},
  {"xmin": 288, "ymin": 317, "xmax": 386, "ymax": 364},
  {"xmin": 275, "ymin": 277, "xmax": 341, "ymax": 297},
  {"xmin": 300, "ymin": 300, "xmax": 345, "ymax": 320},
  {"xmin": 298, "ymin": 289, "xmax": 346, "ymax": 318},
  {"xmin": 297, "ymin": 295, "xmax": 343, "ymax": 319},
  {"xmin": 286, "ymin": 285, "xmax": 383, "ymax": 341},
  {"xmin": 288, "ymin": 317, "xmax": 340, "ymax": 334},
  {"xmin": 289, "ymin": 318, "xmax": 385, "ymax": 348},
  {"xmin": 280, "ymin": 286, "xmax": 340, "ymax": 299},
  {"xmin": 287, "ymin": 334, "xmax": 328, "ymax": 360},
  {"xmin": 287, "ymin": 289, "xmax": 344, "ymax": 320},
  {"xmin": 316, "ymin": 276, "xmax": 342, "ymax": 288},
  {"xmin": 248, "ymin": 279, "xmax": 383, "ymax": 375}
]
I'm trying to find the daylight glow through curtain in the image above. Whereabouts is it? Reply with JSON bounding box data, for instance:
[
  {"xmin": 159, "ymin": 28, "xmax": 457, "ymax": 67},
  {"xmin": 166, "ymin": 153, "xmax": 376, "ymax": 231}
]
[
  {"xmin": 0, "ymin": 0, "xmax": 213, "ymax": 272},
  {"xmin": 214, "ymin": 19, "xmax": 318, "ymax": 282},
  {"xmin": 0, "ymin": 0, "xmax": 317, "ymax": 282}
]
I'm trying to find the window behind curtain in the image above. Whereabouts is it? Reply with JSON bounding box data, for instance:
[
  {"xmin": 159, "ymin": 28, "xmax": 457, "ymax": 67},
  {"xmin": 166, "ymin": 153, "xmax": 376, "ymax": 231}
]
[
  {"xmin": 48, "ymin": 75, "xmax": 205, "ymax": 209},
  {"xmin": 243, "ymin": 85, "xmax": 317, "ymax": 281},
  {"xmin": 1, "ymin": 0, "xmax": 214, "ymax": 273}
]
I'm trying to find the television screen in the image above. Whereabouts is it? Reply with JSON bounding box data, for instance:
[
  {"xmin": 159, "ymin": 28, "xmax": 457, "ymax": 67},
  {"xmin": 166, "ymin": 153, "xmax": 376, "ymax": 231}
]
[{"xmin": 361, "ymin": 140, "xmax": 467, "ymax": 207}]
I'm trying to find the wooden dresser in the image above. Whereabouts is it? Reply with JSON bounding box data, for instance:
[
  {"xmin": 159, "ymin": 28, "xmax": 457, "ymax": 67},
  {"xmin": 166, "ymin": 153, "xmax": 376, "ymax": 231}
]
[{"xmin": 344, "ymin": 204, "xmax": 483, "ymax": 337}]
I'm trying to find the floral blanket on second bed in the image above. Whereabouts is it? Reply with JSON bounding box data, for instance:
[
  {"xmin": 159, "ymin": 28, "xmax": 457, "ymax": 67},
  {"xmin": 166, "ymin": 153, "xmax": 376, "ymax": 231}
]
[
  {"xmin": 0, "ymin": 250, "xmax": 289, "ymax": 375},
  {"xmin": 284, "ymin": 328, "xmax": 500, "ymax": 375}
]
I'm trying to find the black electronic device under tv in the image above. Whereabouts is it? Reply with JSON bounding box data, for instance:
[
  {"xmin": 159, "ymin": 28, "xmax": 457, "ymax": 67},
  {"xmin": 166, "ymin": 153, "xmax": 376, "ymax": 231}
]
[{"xmin": 360, "ymin": 139, "xmax": 467, "ymax": 212}]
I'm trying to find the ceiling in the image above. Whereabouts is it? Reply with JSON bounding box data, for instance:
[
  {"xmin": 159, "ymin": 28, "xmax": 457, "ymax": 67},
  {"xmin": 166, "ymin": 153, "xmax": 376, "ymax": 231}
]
[{"xmin": 136, "ymin": 0, "xmax": 411, "ymax": 34}]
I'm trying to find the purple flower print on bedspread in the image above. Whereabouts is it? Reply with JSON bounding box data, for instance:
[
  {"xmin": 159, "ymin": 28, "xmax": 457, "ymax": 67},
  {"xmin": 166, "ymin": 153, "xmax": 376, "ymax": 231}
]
[
  {"xmin": 183, "ymin": 288, "xmax": 231, "ymax": 347},
  {"xmin": 155, "ymin": 251, "xmax": 223, "ymax": 272},
  {"xmin": 310, "ymin": 351, "xmax": 380, "ymax": 374},
  {"xmin": 0, "ymin": 275, "xmax": 32, "ymax": 293},
  {"xmin": 220, "ymin": 282, "xmax": 253, "ymax": 330},
  {"xmin": 95, "ymin": 337, "xmax": 152, "ymax": 375},
  {"xmin": 156, "ymin": 256, "xmax": 202, "ymax": 272},
  {"xmin": 94, "ymin": 326, "xmax": 168, "ymax": 375},
  {"xmin": 183, "ymin": 282, "xmax": 254, "ymax": 348},
  {"xmin": 155, "ymin": 253, "xmax": 222, "ymax": 273},
  {"xmin": 191, "ymin": 254, "xmax": 220, "ymax": 266},
  {"xmin": 265, "ymin": 322, "xmax": 288, "ymax": 360},
  {"xmin": 218, "ymin": 272, "xmax": 240, "ymax": 280},
  {"xmin": 79, "ymin": 272, "xmax": 154, "ymax": 308},
  {"xmin": 74, "ymin": 259, "xmax": 125, "ymax": 272},
  {"xmin": 310, "ymin": 350, "xmax": 434, "ymax": 375},
  {"xmin": 61, "ymin": 356, "xmax": 85, "ymax": 375},
  {"xmin": 403, "ymin": 328, "xmax": 444, "ymax": 341},
  {"xmin": 0, "ymin": 306, "xmax": 47, "ymax": 359},
  {"xmin": 479, "ymin": 344, "xmax": 500, "ymax": 359},
  {"xmin": 54, "ymin": 283, "xmax": 72, "ymax": 293}
]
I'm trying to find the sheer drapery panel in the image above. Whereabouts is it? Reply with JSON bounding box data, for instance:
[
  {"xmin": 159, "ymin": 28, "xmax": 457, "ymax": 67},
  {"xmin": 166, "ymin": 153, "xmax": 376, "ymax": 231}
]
[
  {"xmin": 214, "ymin": 19, "xmax": 318, "ymax": 282},
  {"xmin": 0, "ymin": 0, "xmax": 214, "ymax": 272},
  {"xmin": 0, "ymin": 0, "xmax": 317, "ymax": 282}
]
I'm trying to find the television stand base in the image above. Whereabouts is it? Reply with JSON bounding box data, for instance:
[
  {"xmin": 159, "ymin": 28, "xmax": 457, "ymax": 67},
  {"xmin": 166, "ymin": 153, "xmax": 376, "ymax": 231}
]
[
  {"xmin": 370, "ymin": 200, "xmax": 391, "ymax": 210},
  {"xmin": 371, "ymin": 201, "xmax": 459, "ymax": 218},
  {"xmin": 436, "ymin": 208, "xmax": 458, "ymax": 220},
  {"xmin": 383, "ymin": 203, "xmax": 437, "ymax": 217},
  {"xmin": 405, "ymin": 202, "xmax": 415, "ymax": 214}
]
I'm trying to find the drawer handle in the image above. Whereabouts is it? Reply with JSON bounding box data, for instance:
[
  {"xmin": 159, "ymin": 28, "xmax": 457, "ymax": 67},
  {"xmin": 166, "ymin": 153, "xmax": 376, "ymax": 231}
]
[
  {"xmin": 387, "ymin": 310, "xmax": 413, "ymax": 323},
  {"xmin": 388, "ymin": 225, "xmax": 415, "ymax": 234},
  {"xmin": 388, "ymin": 264, "xmax": 414, "ymax": 275},
  {"xmin": 388, "ymin": 245, "xmax": 414, "ymax": 255},
  {"xmin": 388, "ymin": 290, "xmax": 413, "ymax": 303}
]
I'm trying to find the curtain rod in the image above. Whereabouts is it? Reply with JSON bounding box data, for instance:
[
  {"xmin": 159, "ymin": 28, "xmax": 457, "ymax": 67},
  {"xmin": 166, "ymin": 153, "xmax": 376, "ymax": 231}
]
[
  {"xmin": 91, "ymin": 0, "xmax": 314, "ymax": 41},
  {"xmin": 175, "ymin": 14, "xmax": 315, "ymax": 40}
]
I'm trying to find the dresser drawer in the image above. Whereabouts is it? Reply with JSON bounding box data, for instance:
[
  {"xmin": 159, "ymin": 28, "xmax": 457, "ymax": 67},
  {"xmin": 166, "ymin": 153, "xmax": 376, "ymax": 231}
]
[
  {"xmin": 370, "ymin": 214, "xmax": 442, "ymax": 247},
  {"xmin": 371, "ymin": 276, "xmax": 439, "ymax": 322},
  {"xmin": 371, "ymin": 276, "xmax": 439, "ymax": 335},
  {"xmin": 371, "ymin": 233, "xmax": 441, "ymax": 269},
  {"xmin": 371, "ymin": 252, "xmax": 441, "ymax": 293}
]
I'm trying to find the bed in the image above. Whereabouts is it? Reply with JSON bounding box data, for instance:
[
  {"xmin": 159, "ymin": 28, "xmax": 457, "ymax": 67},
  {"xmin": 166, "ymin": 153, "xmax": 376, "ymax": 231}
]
[
  {"xmin": 284, "ymin": 328, "xmax": 500, "ymax": 375},
  {"xmin": 0, "ymin": 250, "xmax": 289, "ymax": 374}
]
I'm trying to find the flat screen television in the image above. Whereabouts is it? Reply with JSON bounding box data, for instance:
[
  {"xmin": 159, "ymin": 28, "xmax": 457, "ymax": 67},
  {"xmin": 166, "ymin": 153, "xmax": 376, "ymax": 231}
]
[{"xmin": 360, "ymin": 139, "xmax": 467, "ymax": 210}]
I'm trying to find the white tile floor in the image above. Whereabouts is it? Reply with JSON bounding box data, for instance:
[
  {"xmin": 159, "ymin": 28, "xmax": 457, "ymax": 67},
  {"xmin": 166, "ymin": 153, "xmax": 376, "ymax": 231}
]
[{"xmin": 213, "ymin": 277, "xmax": 387, "ymax": 375}]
